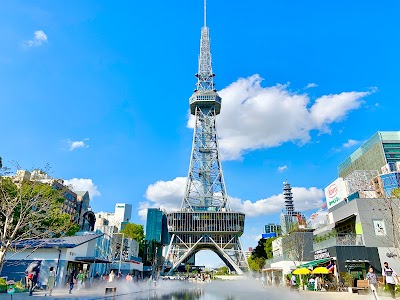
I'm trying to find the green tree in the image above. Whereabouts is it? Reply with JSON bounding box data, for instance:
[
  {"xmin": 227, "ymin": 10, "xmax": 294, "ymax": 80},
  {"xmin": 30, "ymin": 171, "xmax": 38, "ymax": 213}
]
[
  {"xmin": 252, "ymin": 238, "xmax": 268, "ymax": 259},
  {"xmin": 120, "ymin": 222, "xmax": 145, "ymax": 256},
  {"xmin": 0, "ymin": 176, "xmax": 77, "ymax": 273},
  {"xmin": 264, "ymin": 237, "xmax": 277, "ymax": 259},
  {"xmin": 247, "ymin": 255, "xmax": 266, "ymax": 272},
  {"xmin": 185, "ymin": 263, "xmax": 190, "ymax": 275},
  {"xmin": 214, "ymin": 266, "xmax": 229, "ymax": 275}
]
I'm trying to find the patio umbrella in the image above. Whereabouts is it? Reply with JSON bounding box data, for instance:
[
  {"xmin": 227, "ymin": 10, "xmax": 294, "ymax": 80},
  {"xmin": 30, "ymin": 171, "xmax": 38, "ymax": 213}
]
[
  {"xmin": 312, "ymin": 267, "xmax": 330, "ymax": 274},
  {"xmin": 293, "ymin": 268, "xmax": 311, "ymax": 275}
]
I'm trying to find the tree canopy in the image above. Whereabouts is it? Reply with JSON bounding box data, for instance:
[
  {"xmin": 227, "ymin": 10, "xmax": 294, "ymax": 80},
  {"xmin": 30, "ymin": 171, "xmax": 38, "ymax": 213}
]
[
  {"xmin": 0, "ymin": 176, "xmax": 78, "ymax": 273},
  {"xmin": 120, "ymin": 223, "xmax": 145, "ymax": 244},
  {"xmin": 120, "ymin": 222, "xmax": 145, "ymax": 256}
]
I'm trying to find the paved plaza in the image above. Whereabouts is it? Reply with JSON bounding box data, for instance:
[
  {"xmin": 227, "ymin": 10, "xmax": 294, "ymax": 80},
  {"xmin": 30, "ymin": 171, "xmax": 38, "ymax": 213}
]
[{"xmin": 0, "ymin": 287, "xmax": 396, "ymax": 300}]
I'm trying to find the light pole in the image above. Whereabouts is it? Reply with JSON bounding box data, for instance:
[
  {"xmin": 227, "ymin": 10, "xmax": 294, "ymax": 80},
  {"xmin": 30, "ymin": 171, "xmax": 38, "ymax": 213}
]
[{"xmin": 118, "ymin": 233, "xmax": 124, "ymax": 275}]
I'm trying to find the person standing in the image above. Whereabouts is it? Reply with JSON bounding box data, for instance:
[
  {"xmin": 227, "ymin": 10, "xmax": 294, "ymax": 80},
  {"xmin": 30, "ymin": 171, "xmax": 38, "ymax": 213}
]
[
  {"xmin": 291, "ymin": 274, "xmax": 297, "ymax": 290},
  {"xmin": 109, "ymin": 270, "xmax": 115, "ymax": 282},
  {"xmin": 47, "ymin": 267, "xmax": 56, "ymax": 296},
  {"xmin": 68, "ymin": 269, "xmax": 77, "ymax": 295},
  {"xmin": 382, "ymin": 262, "xmax": 398, "ymax": 299}
]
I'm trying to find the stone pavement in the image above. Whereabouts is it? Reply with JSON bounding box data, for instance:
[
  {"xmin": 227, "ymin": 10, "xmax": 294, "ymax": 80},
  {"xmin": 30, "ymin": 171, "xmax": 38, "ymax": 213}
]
[
  {"xmin": 299, "ymin": 290, "xmax": 395, "ymax": 300},
  {"xmin": 0, "ymin": 287, "xmax": 154, "ymax": 299},
  {"xmin": 0, "ymin": 287, "xmax": 398, "ymax": 300}
]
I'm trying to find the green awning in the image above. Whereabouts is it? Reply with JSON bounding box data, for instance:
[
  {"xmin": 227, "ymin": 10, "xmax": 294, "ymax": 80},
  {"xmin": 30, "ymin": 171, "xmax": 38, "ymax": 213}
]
[{"xmin": 298, "ymin": 258, "xmax": 330, "ymax": 268}]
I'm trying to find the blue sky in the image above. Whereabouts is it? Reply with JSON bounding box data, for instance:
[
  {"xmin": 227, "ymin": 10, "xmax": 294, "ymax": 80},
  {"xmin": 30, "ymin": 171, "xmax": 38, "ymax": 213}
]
[{"xmin": 1, "ymin": 1, "xmax": 399, "ymax": 267}]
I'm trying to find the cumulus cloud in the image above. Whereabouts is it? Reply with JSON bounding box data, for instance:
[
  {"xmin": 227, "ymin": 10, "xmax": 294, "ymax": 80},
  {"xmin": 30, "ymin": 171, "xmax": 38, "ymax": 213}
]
[
  {"xmin": 138, "ymin": 177, "xmax": 187, "ymax": 219},
  {"xmin": 64, "ymin": 178, "xmax": 101, "ymax": 199},
  {"xmin": 26, "ymin": 30, "xmax": 48, "ymax": 47},
  {"xmin": 68, "ymin": 138, "xmax": 89, "ymax": 151},
  {"xmin": 188, "ymin": 75, "xmax": 371, "ymax": 160},
  {"xmin": 140, "ymin": 176, "xmax": 325, "ymax": 219},
  {"xmin": 305, "ymin": 83, "xmax": 318, "ymax": 89},
  {"xmin": 277, "ymin": 165, "xmax": 288, "ymax": 172},
  {"xmin": 230, "ymin": 186, "xmax": 325, "ymax": 217}
]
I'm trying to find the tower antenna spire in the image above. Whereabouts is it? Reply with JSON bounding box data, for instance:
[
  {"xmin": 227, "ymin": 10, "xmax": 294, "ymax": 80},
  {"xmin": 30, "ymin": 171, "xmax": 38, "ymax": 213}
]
[{"xmin": 204, "ymin": 0, "xmax": 207, "ymax": 27}]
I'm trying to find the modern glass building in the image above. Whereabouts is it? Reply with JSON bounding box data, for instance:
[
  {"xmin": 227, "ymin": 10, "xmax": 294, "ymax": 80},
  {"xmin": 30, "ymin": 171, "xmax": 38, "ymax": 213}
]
[{"xmin": 338, "ymin": 131, "xmax": 400, "ymax": 178}]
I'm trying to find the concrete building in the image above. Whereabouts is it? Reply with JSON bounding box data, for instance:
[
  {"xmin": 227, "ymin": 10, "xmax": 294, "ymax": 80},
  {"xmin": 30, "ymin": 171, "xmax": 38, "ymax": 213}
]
[
  {"xmin": 76, "ymin": 191, "xmax": 90, "ymax": 227},
  {"xmin": 313, "ymin": 198, "xmax": 400, "ymax": 278},
  {"xmin": 1, "ymin": 233, "xmax": 110, "ymax": 287},
  {"xmin": 338, "ymin": 131, "xmax": 400, "ymax": 178},
  {"xmin": 95, "ymin": 203, "xmax": 132, "ymax": 231}
]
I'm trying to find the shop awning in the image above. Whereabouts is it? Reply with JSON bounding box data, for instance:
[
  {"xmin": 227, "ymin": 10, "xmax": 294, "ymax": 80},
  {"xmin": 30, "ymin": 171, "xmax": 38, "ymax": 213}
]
[
  {"xmin": 75, "ymin": 257, "xmax": 111, "ymax": 263},
  {"xmin": 299, "ymin": 258, "xmax": 331, "ymax": 268}
]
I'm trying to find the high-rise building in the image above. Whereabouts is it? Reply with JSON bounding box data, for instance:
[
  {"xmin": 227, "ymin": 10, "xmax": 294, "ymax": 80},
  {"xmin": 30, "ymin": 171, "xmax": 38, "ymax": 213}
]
[
  {"xmin": 280, "ymin": 181, "xmax": 305, "ymax": 234},
  {"xmin": 338, "ymin": 131, "xmax": 400, "ymax": 178},
  {"xmin": 264, "ymin": 223, "xmax": 282, "ymax": 236}
]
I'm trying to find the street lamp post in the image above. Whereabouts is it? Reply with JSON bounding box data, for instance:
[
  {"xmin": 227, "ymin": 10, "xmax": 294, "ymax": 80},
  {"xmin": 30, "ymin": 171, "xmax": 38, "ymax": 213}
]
[{"xmin": 118, "ymin": 233, "xmax": 124, "ymax": 275}]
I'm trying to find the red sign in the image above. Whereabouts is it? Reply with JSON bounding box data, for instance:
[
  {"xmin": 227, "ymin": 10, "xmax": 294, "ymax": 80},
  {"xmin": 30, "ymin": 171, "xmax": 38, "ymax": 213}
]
[{"xmin": 328, "ymin": 184, "xmax": 338, "ymax": 198}]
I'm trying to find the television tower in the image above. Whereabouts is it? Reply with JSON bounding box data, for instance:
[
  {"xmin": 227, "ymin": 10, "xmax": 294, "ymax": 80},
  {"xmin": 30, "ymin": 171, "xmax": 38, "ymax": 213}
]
[{"xmin": 165, "ymin": 0, "xmax": 248, "ymax": 275}]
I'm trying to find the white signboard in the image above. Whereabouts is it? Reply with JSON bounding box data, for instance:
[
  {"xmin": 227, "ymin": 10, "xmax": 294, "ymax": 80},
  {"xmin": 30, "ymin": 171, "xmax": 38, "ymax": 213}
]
[
  {"xmin": 373, "ymin": 220, "xmax": 386, "ymax": 236},
  {"xmin": 325, "ymin": 178, "xmax": 348, "ymax": 209}
]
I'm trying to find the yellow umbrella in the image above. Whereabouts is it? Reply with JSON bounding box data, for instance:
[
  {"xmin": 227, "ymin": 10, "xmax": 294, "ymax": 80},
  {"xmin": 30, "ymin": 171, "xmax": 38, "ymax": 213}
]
[
  {"xmin": 293, "ymin": 268, "xmax": 311, "ymax": 275},
  {"xmin": 312, "ymin": 267, "xmax": 330, "ymax": 274}
]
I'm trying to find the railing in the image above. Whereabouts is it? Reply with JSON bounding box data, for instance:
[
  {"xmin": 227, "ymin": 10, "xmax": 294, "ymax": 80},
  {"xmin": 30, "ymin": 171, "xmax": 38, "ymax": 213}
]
[{"xmin": 313, "ymin": 234, "xmax": 363, "ymax": 251}]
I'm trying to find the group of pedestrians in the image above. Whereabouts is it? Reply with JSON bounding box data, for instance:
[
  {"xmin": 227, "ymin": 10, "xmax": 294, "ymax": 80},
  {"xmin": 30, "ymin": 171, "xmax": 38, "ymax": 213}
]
[{"xmin": 67, "ymin": 269, "xmax": 87, "ymax": 294}]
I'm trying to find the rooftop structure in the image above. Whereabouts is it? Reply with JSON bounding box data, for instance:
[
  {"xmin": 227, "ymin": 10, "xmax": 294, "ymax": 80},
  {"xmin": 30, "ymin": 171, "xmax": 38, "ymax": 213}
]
[{"xmin": 338, "ymin": 131, "xmax": 400, "ymax": 178}]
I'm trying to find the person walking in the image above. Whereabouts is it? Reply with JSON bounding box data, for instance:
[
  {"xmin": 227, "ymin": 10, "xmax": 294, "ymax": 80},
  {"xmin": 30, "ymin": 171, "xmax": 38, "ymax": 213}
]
[
  {"xmin": 367, "ymin": 267, "xmax": 378, "ymax": 290},
  {"xmin": 68, "ymin": 269, "xmax": 77, "ymax": 294},
  {"xmin": 47, "ymin": 267, "xmax": 56, "ymax": 296},
  {"xmin": 382, "ymin": 262, "xmax": 398, "ymax": 299},
  {"xmin": 28, "ymin": 270, "xmax": 39, "ymax": 296},
  {"xmin": 76, "ymin": 270, "xmax": 85, "ymax": 290}
]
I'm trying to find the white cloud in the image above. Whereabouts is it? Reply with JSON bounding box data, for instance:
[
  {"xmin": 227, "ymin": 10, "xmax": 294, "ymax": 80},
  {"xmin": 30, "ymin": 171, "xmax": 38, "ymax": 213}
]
[
  {"xmin": 68, "ymin": 139, "xmax": 89, "ymax": 151},
  {"xmin": 305, "ymin": 83, "xmax": 318, "ymax": 89},
  {"xmin": 188, "ymin": 75, "xmax": 371, "ymax": 160},
  {"xmin": 141, "ymin": 176, "xmax": 325, "ymax": 219},
  {"xmin": 230, "ymin": 186, "xmax": 325, "ymax": 217},
  {"xmin": 138, "ymin": 177, "xmax": 187, "ymax": 219},
  {"xmin": 64, "ymin": 178, "xmax": 101, "ymax": 199},
  {"xmin": 332, "ymin": 139, "xmax": 361, "ymax": 152},
  {"xmin": 342, "ymin": 139, "xmax": 360, "ymax": 148},
  {"xmin": 277, "ymin": 165, "xmax": 288, "ymax": 172},
  {"xmin": 26, "ymin": 30, "xmax": 48, "ymax": 47}
]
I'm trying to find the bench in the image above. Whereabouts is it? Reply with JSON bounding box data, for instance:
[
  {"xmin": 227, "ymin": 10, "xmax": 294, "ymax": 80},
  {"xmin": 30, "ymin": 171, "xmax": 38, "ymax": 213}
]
[
  {"xmin": 352, "ymin": 280, "xmax": 369, "ymax": 294},
  {"xmin": 105, "ymin": 287, "xmax": 117, "ymax": 295}
]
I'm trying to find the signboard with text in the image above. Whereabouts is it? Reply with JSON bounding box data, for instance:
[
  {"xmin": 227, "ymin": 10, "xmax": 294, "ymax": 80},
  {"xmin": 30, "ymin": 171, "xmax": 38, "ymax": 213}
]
[
  {"xmin": 324, "ymin": 178, "xmax": 348, "ymax": 209},
  {"xmin": 314, "ymin": 248, "xmax": 330, "ymax": 260}
]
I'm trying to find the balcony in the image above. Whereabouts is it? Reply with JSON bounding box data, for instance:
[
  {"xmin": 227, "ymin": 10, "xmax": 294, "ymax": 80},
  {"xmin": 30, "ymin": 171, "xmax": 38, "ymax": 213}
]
[{"xmin": 313, "ymin": 234, "xmax": 364, "ymax": 251}]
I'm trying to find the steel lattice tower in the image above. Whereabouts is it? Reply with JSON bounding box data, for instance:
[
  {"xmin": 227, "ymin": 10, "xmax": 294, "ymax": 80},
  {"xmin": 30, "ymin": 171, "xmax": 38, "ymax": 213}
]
[{"xmin": 165, "ymin": 0, "xmax": 248, "ymax": 275}]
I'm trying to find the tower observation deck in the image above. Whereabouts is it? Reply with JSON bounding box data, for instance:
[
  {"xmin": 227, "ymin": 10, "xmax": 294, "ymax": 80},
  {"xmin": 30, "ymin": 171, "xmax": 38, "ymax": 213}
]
[{"xmin": 165, "ymin": 0, "xmax": 248, "ymax": 275}]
